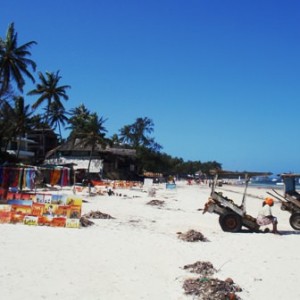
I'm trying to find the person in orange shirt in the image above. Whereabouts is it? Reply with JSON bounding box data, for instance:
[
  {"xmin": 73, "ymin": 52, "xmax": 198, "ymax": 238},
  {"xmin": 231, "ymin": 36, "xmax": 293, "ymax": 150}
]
[{"xmin": 256, "ymin": 197, "xmax": 280, "ymax": 234}]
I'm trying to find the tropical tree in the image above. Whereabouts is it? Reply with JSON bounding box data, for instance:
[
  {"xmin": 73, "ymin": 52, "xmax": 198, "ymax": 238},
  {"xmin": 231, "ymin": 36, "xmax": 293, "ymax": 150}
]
[
  {"xmin": 11, "ymin": 96, "xmax": 33, "ymax": 158},
  {"xmin": 67, "ymin": 104, "xmax": 108, "ymax": 174},
  {"xmin": 119, "ymin": 117, "xmax": 162, "ymax": 151},
  {"xmin": 118, "ymin": 117, "xmax": 162, "ymax": 176},
  {"xmin": 28, "ymin": 70, "xmax": 70, "ymax": 119},
  {"xmin": 0, "ymin": 99, "xmax": 14, "ymax": 150},
  {"xmin": 0, "ymin": 96, "xmax": 33, "ymax": 158},
  {"xmin": 82, "ymin": 113, "xmax": 108, "ymax": 174},
  {"xmin": 0, "ymin": 22, "xmax": 36, "ymax": 96},
  {"xmin": 67, "ymin": 103, "xmax": 91, "ymax": 140},
  {"xmin": 46, "ymin": 101, "xmax": 69, "ymax": 143},
  {"xmin": 109, "ymin": 133, "xmax": 121, "ymax": 147},
  {"xmin": 28, "ymin": 71, "xmax": 70, "ymax": 154}
]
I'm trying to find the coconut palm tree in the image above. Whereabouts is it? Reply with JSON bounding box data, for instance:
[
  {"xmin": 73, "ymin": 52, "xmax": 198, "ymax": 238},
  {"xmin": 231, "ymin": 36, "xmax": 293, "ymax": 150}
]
[
  {"xmin": 67, "ymin": 106, "xmax": 107, "ymax": 193},
  {"xmin": 28, "ymin": 70, "xmax": 70, "ymax": 155},
  {"xmin": 66, "ymin": 103, "xmax": 91, "ymax": 140},
  {"xmin": 82, "ymin": 113, "xmax": 108, "ymax": 174},
  {"xmin": 0, "ymin": 22, "xmax": 36, "ymax": 96},
  {"xmin": 119, "ymin": 117, "xmax": 161, "ymax": 151},
  {"xmin": 0, "ymin": 99, "xmax": 14, "ymax": 151},
  {"xmin": 67, "ymin": 105, "xmax": 108, "ymax": 173},
  {"xmin": 0, "ymin": 96, "xmax": 33, "ymax": 158},
  {"xmin": 11, "ymin": 96, "xmax": 33, "ymax": 158},
  {"xmin": 46, "ymin": 101, "xmax": 69, "ymax": 143},
  {"xmin": 28, "ymin": 71, "xmax": 70, "ymax": 119}
]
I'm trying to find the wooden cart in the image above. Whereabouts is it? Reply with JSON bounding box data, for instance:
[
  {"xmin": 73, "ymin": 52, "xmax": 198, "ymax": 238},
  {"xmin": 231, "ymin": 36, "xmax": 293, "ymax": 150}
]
[
  {"xmin": 267, "ymin": 173, "xmax": 300, "ymax": 230},
  {"xmin": 203, "ymin": 171, "xmax": 271, "ymax": 232}
]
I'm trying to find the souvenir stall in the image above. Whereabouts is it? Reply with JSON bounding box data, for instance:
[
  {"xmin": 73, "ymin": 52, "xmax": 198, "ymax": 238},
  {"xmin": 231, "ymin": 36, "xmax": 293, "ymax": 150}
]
[{"xmin": 0, "ymin": 165, "xmax": 81, "ymax": 228}]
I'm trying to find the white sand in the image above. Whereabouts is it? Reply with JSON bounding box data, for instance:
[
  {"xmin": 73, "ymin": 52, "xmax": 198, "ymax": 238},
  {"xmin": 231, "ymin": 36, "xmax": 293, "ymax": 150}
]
[{"xmin": 0, "ymin": 181, "xmax": 299, "ymax": 300}]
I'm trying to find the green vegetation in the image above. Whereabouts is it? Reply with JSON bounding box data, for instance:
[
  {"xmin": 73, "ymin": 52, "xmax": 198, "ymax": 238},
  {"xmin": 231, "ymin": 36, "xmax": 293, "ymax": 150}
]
[{"xmin": 0, "ymin": 22, "xmax": 222, "ymax": 176}]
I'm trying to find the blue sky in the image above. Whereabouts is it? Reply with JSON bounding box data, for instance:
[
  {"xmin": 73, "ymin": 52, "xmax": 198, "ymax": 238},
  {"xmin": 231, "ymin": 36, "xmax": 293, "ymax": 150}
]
[{"xmin": 1, "ymin": 0, "xmax": 300, "ymax": 174}]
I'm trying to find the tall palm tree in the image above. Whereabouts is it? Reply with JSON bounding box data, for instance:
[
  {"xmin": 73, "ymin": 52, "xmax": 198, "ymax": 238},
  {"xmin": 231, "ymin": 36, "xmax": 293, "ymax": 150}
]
[
  {"xmin": 119, "ymin": 125, "xmax": 132, "ymax": 145},
  {"xmin": 110, "ymin": 133, "xmax": 121, "ymax": 147},
  {"xmin": 11, "ymin": 96, "xmax": 33, "ymax": 158},
  {"xmin": 66, "ymin": 103, "xmax": 91, "ymax": 141},
  {"xmin": 119, "ymin": 117, "xmax": 161, "ymax": 151},
  {"xmin": 67, "ymin": 104, "xmax": 108, "ymax": 172},
  {"xmin": 82, "ymin": 113, "xmax": 108, "ymax": 174},
  {"xmin": 0, "ymin": 22, "xmax": 36, "ymax": 96},
  {"xmin": 0, "ymin": 99, "xmax": 14, "ymax": 150},
  {"xmin": 28, "ymin": 71, "xmax": 70, "ymax": 119},
  {"xmin": 0, "ymin": 96, "xmax": 33, "ymax": 158},
  {"xmin": 28, "ymin": 70, "xmax": 70, "ymax": 155},
  {"xmin": 67, "ymin": 107, "xmax": 107, "ymax": 193},
  {"xmin": 46, "ymin": 101, "xmax": 69, "ymax": 143}
]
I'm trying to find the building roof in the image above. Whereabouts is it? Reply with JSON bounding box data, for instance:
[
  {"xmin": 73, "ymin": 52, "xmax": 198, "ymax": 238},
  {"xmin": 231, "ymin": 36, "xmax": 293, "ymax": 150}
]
[{"xmin": 45, "ymin": 139, "xmax": 136, "ymax": 159}]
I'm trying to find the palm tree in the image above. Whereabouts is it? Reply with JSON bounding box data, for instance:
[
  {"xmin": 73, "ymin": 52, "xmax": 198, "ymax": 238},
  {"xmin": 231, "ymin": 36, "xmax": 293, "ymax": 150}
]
[
  {"xmin": 11, "ymin": 96, "xmax": 33, "ymax": 158},
  {"xmin": 28, "ymin": 71, "xmax": 70, "ymax": 119},
  {"xmin": 119, "ymin": 117, "xmax": 162, "ymax": 151},
  {"xmin": 0, "ymin": 99, "xmax": 15, "ymax": 151},
  {"xmin": 67, "ymin": 106, "xmax": 107, "ymax": 193},
  {"xmin": 82, "ymin": 113, "xmax": 108, "ymax": 174},
  {"xmin": 46, "ymin": 101, "xmax": 69, "ymax": 143},
  {"xmin": 110, "ymin": 133, "xmax": 121, "ymax": 147},
  {"xmin": 67, "ymin": 104, "xmax": 108, "ymax": 172},
  {"xmin": 0, "ymin": 96, "xmax": 33, "ymax": 158},
  {"xmin": 28, "ymin": 70, "xmax": 70, "ymax": 155},
  {"xmin": 0, "ymin": 22, "xmax": 36, "ymax": 96},
  {"xmin": 66, "ymin": 103, "xmax": 91, "ymax": 141},
  {"xmin": 119, "ymin": 125, "xmax": 132, "ymax": 145}
]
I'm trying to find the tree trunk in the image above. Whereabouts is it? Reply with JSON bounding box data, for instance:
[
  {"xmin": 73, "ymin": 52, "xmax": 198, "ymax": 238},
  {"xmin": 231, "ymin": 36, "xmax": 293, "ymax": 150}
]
[{"xmin": 87, "ymin": 144, "xmax": 95, "ymax": 195}]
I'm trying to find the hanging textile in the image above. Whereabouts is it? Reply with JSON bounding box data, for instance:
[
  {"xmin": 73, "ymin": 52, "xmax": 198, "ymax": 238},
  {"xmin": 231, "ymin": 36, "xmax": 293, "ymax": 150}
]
[
  {"xmin": 60, "ymin": 168, "xmax": 70, "ymax": 186},
  {"xmin": 1, "ymin": 167, "xmax": 10, "ymax": 189},
  {"xmin": 10, "ymin": 168, "xmax": 21, "ymax": 188},
  {"xmin": 50, "ymin": 169, "xmax": 61, "ymax": 186},
  {"xmin": 0, "ymin": 167, "xmax": 3, "ymax": 185},
  {"xmin": 23, "ymin": 168, "xmax": 36, "ymax": 190},
  {"xmin": 0, "ymin": 165, "xmax": 36, "ymax": 191}
]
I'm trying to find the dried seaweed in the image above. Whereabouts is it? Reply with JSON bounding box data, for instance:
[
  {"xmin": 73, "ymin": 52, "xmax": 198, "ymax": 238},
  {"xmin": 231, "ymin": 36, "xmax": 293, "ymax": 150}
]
[
  {"xmin": 183, "ymin": 277, "xmax": 242, "ymax": 299},
  {"xmin": 178, "ymin": 229, "xmax": 209, "ymax": 242},
  {"xmin": 83, "ymin": 210, "xmax": 115, "ymax": 219},
  {"xmin": 146, "ymin": 200, "xmax": 165, "ymax": 206},
  {"xmin": 80, "ymin": 210, "xmax": 115, "ymax": 227},
  {"xmin": 184, "ymin": 261, "xmax": 216, "ymax": 277},
  {"xmin": 80, "ymin": 216, "xmax": 95, "ymax": 227}
]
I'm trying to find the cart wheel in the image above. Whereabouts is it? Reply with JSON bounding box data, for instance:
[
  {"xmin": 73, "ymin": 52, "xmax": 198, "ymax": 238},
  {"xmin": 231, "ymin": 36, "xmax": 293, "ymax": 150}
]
[
  {"xmin": 219, "ymin": 213, "xmax": 242, "ymax": 232},
  {"xmin": 289, "ymin": 213, "xmax": 300, "ymax": 230}
]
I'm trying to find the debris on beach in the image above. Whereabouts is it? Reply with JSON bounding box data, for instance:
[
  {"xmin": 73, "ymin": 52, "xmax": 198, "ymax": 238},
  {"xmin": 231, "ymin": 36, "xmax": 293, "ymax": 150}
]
[
  {"xmin": 146, "ymin": 199, "xmax": 165, "ymax": 206},
  {"xmin": 80, "ymin": 210, "xmax": 115, "ymax": 227},
  {"xmin": 80, "ymin": 216, "xmax": 95, "ymax": 227},
  {"xmin": 184, "ymin": 261, "xmax": 216, "ymax": 277},
  {"xmin": 177, "ymin": 229, "xmax": 209, "ymax": 242},
  {"xmin": 83, "ymin": 210, "xmax": 115, "ymax": 219},
  {"xmin": 183, "ymin": 276, "xmax": 242, "ymax": 300}
]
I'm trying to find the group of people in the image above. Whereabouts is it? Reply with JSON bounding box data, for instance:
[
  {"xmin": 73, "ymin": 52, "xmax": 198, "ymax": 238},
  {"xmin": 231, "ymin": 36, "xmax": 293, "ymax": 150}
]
[{"xmin": 256, "ymin": 197, "xmax": 280, "ymax": 234}]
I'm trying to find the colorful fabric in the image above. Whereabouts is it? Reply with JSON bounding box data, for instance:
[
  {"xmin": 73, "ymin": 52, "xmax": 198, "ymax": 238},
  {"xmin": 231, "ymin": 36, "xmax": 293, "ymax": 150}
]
[
  {"xmin": 60, "ymin": 168, "xmax": 69, "ymax": 186},
  {"xmin": 50, "ymin": 169, "xmax": 61, "ymax": 186},
  {"xmin": 24, "ymin": 168, "xmax": 36, "ymax": 190},
  {"xmin": 0, "ymin": 166, "xmax": 70, "ymax": 189}
]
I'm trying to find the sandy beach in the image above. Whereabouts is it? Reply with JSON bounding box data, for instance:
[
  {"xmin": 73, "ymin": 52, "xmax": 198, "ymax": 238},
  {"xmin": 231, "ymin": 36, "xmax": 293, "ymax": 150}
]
[{"xmin": 0, "ymin": 181, "xmax": 300, "ymax": 300}]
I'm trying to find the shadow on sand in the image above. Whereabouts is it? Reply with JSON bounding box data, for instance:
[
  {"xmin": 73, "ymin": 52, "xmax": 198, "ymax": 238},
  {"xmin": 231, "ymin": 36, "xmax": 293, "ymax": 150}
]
[{"xmin": 238, "ymin": 228, "xmax": 300, "ymax": 235}]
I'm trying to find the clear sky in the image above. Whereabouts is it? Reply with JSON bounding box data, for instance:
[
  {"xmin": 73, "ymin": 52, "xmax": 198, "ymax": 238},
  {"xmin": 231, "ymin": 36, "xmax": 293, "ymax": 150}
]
[{"xmin": 1, "ymin": 0, "xmax": 300, "ymax": 174}]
